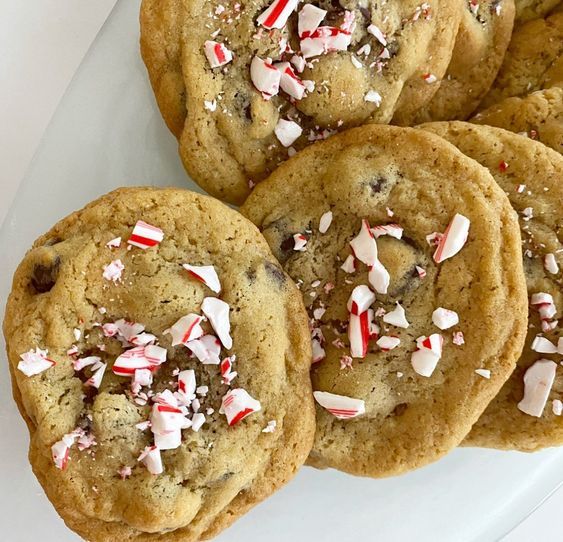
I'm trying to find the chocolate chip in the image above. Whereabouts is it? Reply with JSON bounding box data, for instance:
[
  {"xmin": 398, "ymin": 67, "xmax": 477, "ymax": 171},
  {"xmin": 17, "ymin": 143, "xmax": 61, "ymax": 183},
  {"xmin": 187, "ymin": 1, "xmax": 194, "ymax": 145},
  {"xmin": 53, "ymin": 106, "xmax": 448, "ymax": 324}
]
[
  {"xmin": 246, "ymin": 269, "xmax": 257, "ymax": 284},
  {"xmin": 391, "ymin": 403, "xmax": 408, "ymax": 417},
  {"xmin": 280, "ymin": 236, "xmax": 295, "ymax": 253},
  {"xmin": 369, "ymin": 177, "xmax": 387, "ymax": 194},
  {"xmin": 359, "ymin": 7, "xmax": 371, "ymax": 21},
  {"xmin": 30, "ymin": 255, "xmax": 61, "ymax": 293},
  {"xmin": 264, "ymin": 261, "xmax": 286, "ymax": 287}
]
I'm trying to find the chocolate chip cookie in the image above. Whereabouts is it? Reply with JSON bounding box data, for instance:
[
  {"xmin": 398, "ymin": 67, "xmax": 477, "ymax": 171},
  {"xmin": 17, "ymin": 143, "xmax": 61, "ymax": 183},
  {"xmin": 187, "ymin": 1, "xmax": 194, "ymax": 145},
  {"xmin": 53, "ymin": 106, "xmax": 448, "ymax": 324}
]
[
  {"xmin": 3, "ymin": 187, "xmax": 315, "ymax": 541},
  {"xmin": 241, "ymin": 124, "xmax": 528, "ymax": 477},
  {"xmin": 472, "ymin": 87, "xmax": 563, "ymax": 155},
  {"xmin": 141, "ymin": 0, "xmax": 463, "ymax": 204},
  {"xmin": 421, "ymin": 122, "xmax": 563, "ymax": 450}
]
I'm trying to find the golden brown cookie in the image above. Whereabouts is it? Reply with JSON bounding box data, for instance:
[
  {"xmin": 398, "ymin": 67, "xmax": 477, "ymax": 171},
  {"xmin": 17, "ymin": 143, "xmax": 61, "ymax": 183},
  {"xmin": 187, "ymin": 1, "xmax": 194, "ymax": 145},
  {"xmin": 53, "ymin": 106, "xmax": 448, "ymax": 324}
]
[
  {"xmin": 421, "ymin": 121, "xmax": 563, "ymax": 451},
  {"xmin": 141, "ymin": 0, "xmax": 463, "ymax": 204},
  {"xmin": 472, "ymin": 87, "xmax": 563, "ymax": 155},
  {"xmin": 3, "ymin": 187, "xmax": 315, "ymax": 541},
  {"xmin": 241, "ymin": 125, "xmax": 528, "ymax": 477},
  {"xmin": 406, "ymin": 0, "xmax": 515, "ymax": 123},
  {"xmin": 479, "ymin": 11, "xmax": 563, "ymax": 109},
  {"xmin": 514, "ymin": 0, "xmax": 561, "ymax": 23}
]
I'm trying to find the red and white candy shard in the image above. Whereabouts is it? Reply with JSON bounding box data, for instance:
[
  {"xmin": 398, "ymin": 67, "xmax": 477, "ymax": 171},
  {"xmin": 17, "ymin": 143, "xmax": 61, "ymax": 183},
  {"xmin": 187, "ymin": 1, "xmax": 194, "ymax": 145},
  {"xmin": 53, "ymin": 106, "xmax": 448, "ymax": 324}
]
[
  {"xmin": 182, "ymin": 263, "xmax": 221, "ymax": 294},
  {"xmin": 382, "ymin": 302, "xmax": 410, "ymax": 329},
  {"xmin": 275, "ymin": 62, "xmax": 307, "ymax": 100},
  {"xmin": 364, "ymin": 90, "xmax": 382, "ymax": 106},
  {"xmin": 371, "ymin": 223, "xmax": 403, "ymax": 239},
  {"xmin": 319, "ymin": 210, "xmax": 333, "ymax": 234},
  {"xmin": 138, "ymin": 445, "xmax": 163, "ymax": 475},
  {"xmin": 531, "ymin": 292, "xmax": 557, "ymax": 321},
  {"xmin": 293, "ymin": 233, "xmax": 308, "ymax": 251},
  {"xmin": 204, "ymin": 40, "xmax": 233, "ymax": 68},
  {"xmin": 367, "ymin": 23, "xmax": 387, "ymax": 45},
  {"xmin": 415, "ymin": 265, "xmax": 427, "ymax": 279},
  {"xmin": 341, "ymin": 254, "xmax": 356, "ymax": 273},
  {"xmin": 112, "ymin": 345, "xmax": 167, "ymax": 376},
  {"xmin": 73, "ymin": 355, "xmax": 101, "ymax": 371},
  {"xmin": 368, "ymin": 259, "xmax": 390, "ymax": 295},
  {"xmin": 300, "ymin": 27, "xmax": 352, "ymax": 59},
  {"xmin": 431, "ymin": 307, "xmax": 459, "ymax": 330},
  {"xmin": 257, "ymin": 0, "xmax": 299, "ymax": 29},
  {"xmin": 17, "ymin": 348, "xmax": 55, "ymax": 377},
  {"xmin": 377, "ymin": 336, "xmax": 400, "ymax": 351},
  {"xmin": 531, "ymin": 336, "xmax": 558, "ymax": 354},
  {"xmin": 167, "ymin": 314, "xmax": 205, "ymax": 346},
  {"xmin": 220, "ymin": 388, "xmax": 262, "ymax": 426},
  {"xmin": 103, "ymin": 259, "xmax": 124, "ymax": 283},
  {"xmin": 115, "ymin": 319, "xmax": 146, "ymax": 343},
  {"xmin": 433, "ymin": 214, "xmax": 470, "ymax": 263},
  {"xmin": 348, "ymin": 311, "xmax": 370, "ymax": 358},
  {"xmin": 313, "ymin": 390, "xmax": 365, "ymax": 419},
  {"xmin": 186, "ymin": 334, "xmax": 221, "ymax": 365},
  {"xmin": 298, "ymin": 4, "xmax": 326, "ymax": 37},
  {"xmin": 262, "ymin": 420, "xmax": 277, "ymax": 433},
  {"xmin": 544, "ymin": 254, "xmax": 560, "ymax": 275},
  {"xmin": 130, "ymin": 332, "xmax": 157, "ymax": 346},
  {"xmin": 221, "ymin": 355, "xmax": 238, "ymax": 385},
  {"xmin": 553, "ymin": 399, "xmax": 563, "ymax": 416},
  {"xmin": 475, "ymin": 368, "xmax": 491, "ymax": 379},
  {"xmin": 106, "ymin": 236, "xmax": 121, "ymax": 248},
  {"xmin": 312, "ymin": 337, "xmax": 326, "ymax": 363},
  {"xmin": 518, "ymin": 359, "xmax": 557, "ymax": 417},
  {"xmin": 347, "ymin": 285, "xmax": 376, "ymax": 315},
  {"xmin": 192, "ymin": 413, "xmax": 206, "ymax": 432},
  {"xmin": 128, "ymin": 220, "xmax": 164, "ymax": 250},
  {"xmin": 133, "ymin": 368, "xmax": 153, "ymax": 390},
  {"xmin": 85, "ymin": 362, "xmax": 106, "ymax": 389},
  {"xmin": 177, "ymin": 369, "xmax": 196, "ymax": 400},
  {"xmin": 201, "ymin": 297, "xmax": 233, "ymax": 349},
  {"xmin": 275, "ymin": 119, "xmax": 303, "ymax": 147},
  {"xmin": 411, "ymin": 334, "xmax": 444, "ymax": 377},
  {"xmin": 251, "ymin": 56, "xmax": 281, "ymax": 99},
  {"xmin": 350, "ymin": 220, "xmax": 377, "ymax": 266},
  {"xmin": 51, "ymin": 435, "xmax": 74, "ymax": 470},
  {"xmin": 367, "ymin": 308, "xmax": 379, "ymax": 339},
  {"xmin": 452, "ymin": 331, "xmax": 465, "ymax": 345}
]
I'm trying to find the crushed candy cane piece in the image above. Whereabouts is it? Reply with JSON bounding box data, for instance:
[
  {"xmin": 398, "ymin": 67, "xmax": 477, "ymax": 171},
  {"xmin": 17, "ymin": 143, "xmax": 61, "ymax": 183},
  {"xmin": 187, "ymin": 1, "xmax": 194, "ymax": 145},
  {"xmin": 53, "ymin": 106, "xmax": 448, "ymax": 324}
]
[
  {"xmin": 415, "ymin": 265, "xmax": 427, "ymax": 279},
  {"xmin": 251, "ymin": 56, "xmax": 281, "ymax": 99},
  {"xmin": 275, "ymin": 62, "xmax": 308, "ymax": 100},
  {"xmin": 103, "ymin": 259, "xmax": 124, "ymax": 283},
  {"xmin": 106, "ymin": 236, "xmax": 121, "ymax": 248},
  {"xmin": 432, "ymin": 307, "xmax": 459, "ymax": 330},
  {"xmin": 553, "ymin": 400, "xmax": 563, "ymax": 416},
  {"xmin": 531, "ymin": 336, "xmax": 558, "ymax": 354},
  {"xmin": 377, "ymin": 336, "xmax": 401, "ymax": 351},
  {"xmin": 275, "ymin": 118, "xmax": 303, "ymax": 147},
  {"xmin": 341, "ymin": 254, "xmax": 356, "ymax": 273},
  {"xmin": 319, "ymin": 211, "xmax": 333, "ymax": 234},
  {"xmin": 544, "ymin": 254, "xmax": 559, "ymax": 274},
  {"xmin": 220, "ymin": 388, "xmax": 262, "ymax": 425},
  {"xmin": 201, "ymin": 297, "xmax": 232, "ymax": 349},
  {"xmin": 368, "ymin": 259, "xmax": 390, "ymax": 295},
  {"xmin": 138, "ymin": 446, "xmax": 163, "ymax": 475},
  {"xmin": 73, "ymin": 355, "xmax": 101, "ymax": 371},
  {"xmin": 17, "ymin": 348, "xmax": 55, "ymax": 377},
  {"xmin": 112, "ymin": 345, "xmax": 166, "ymax": 376},
  {"xmin": 118, "ymin": 466, "xmax": 132, "ymax": 479},
  {"xmin": 186, "ymin": 334, "xmax": 221, "ymax": 364},
  {"xmin": 383, "ymin": 302, "xmax": 410, "ymax": 329},
  {"xmin": 204, "ymin": 40, "xmax": 233, "ymax": 68},
  {"xmin": 51, "ymin": 437, "xmax": 73, "ymax": 470},
  {"xmin": 367, "ymin": 24, "xmax": 387, "ymax": 45},
  {"xmin": 177, "ymin": 369, "xmax": 196, "ymax": 398},
  {"xmin": 293, "ymin": 233, "xmax": 308, "ymax": 251},
  {"xmin": 301, "ymin": 27, "xmax": 352, "ymax": 59},
  {"xmin": 192, "ymin": 413, "xmax": 206, "ymax": 432},
  {"xmin": 313, "ymin": 391, "xmax": 365, "ymax": 419},
  {"xmin": 422, "ymin": 73, "xmax": 437, "ymax": 84},
  {"xmin": 347, "ymin": 285, "xmax": 376, "ymax": 315},
  {"xmin": 350, "ymin": 219, "xmax": 377, "ymax": 266},
  {"xmin": 433, "ymin": 214, "xmax": 470, "ymax": 263},
  {"xmin": 411, "ymin": 334, "xmax": 443, "ymax": 377},
  {"xmin": 167, "ymin": 314, "xmax": 205, "ymax": 346},
  {"xmin": 183, "ymin": 263, "xmax": 221, "ymax": 293},
  {"xmin": 298, "ymin": 4, "xmax": 326, "ymax": 37},
  {"xmin": 290, "ymin": 54, "xmax": 306, "ymax": 73},
  {"xmin": 85, "ymin": 362, "xmax": 106, "ymax": 389},
  {"xmin": 371, "ymin": 224, "xmax": 403, "ymax": 239},
  {"xmin": 312, "ymin": 337, "xmax": 326, "ymax": 363},
  {"xmin": 262, "ymin": 420, "xmax": 277, "ymax": 433},
  {"xmin": 518, "ymin": 359, "xmax": 557, "ymax": 417},
  {"xmin": 128, "ymin": 220, "xmax": 164, "ymax": 249},
  {"xmin": 220, "ymin": 355, "xmax": 238, "ymax": 385},
  {"xmin": 364, "ymin": 90, "xmax": 382, "ymax": 106},
  {"xmin": 348, "ymin": 311, "xmax": 370, "ymax": 358},
  {"xmin": 475, "ymin": 369, "xmax": 491, "ymax": 379},
  {"xmin": 257, "ymin": 0, "xmax": 299, "ymax": 30},
  {"xmin": 452, "ymin": 331, "xmax": 465, "ymax": 345}
]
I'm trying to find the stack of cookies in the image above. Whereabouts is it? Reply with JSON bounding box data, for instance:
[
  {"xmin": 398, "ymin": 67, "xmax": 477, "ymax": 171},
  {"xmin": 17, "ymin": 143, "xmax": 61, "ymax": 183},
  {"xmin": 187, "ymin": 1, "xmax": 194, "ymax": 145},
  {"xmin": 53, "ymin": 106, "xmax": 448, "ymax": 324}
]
[{"xmin": 3, "ymin": 0, "xmax": 561, "ymax": 540}]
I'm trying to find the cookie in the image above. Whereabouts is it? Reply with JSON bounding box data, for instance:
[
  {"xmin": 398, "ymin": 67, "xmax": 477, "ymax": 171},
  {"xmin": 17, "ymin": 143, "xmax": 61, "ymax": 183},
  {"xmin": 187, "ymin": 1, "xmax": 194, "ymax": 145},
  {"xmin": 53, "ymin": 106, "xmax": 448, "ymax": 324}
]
[
  {"xmin": 241, "ymin": 125, "xmax": 528, "ymax": 477},
  {"xmin": 420, "ymin": 122, "xmax": 563, "ymax": 451},
  {"xmin": 472, "ymin": 87, "xmax": 563, "ymax": 155},
  {"xmin": 407, "ymin": 0, "xmax": 515, "ymax": 123},
  {"xmin": 141, "ymin": 0, "xmax": 463, "ymax": 204},
  {"xmin": 514, "ymin": 0, "xmax": 561, "ymax": 23},
  {"xmin": 3, "ymin": 187, "xmax": 315, "ymax": 541},
  {"xmin": 479, "ymin": 12, "xmax": 563, "ymax": 109}
]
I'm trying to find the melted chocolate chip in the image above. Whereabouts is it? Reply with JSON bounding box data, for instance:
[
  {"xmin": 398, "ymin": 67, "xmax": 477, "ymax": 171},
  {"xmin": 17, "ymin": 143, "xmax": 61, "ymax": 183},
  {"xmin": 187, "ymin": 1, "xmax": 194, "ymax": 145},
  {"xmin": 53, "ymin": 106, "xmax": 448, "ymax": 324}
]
[
  {"xmin": 369, "ymin": 177, "xmax": 387, "ymax": 194},
  {"xmin": 280, "ymin": 236, "xmax": 295, "ymax": 253},
  {"xmin": 30, "ymin": 255, "xmax": 61, "ymax": 293},
  {"xmin": 264, "ymin": 261, "xmax": 286, "ymax": 287},
  {"xmin": 391, "ymin": 403, "xmax": 408, "ymax": 417},
  {"xmin": 359, "ymin": 7, "xmax": 371, "ymax": 21}
]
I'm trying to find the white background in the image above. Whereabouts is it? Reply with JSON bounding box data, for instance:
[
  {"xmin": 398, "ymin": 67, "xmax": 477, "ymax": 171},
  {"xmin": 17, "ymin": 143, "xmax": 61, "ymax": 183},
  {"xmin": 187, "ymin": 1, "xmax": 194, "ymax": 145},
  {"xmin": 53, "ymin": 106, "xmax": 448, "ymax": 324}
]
[{"xmin": 0, "ymin": 1, "xmax": 557, "ymax": 539}]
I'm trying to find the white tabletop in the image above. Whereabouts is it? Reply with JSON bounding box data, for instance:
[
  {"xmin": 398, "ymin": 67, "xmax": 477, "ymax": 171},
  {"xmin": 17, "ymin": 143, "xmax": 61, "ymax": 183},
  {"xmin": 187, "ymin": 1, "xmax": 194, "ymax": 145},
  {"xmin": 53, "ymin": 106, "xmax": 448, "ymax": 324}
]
[{"xmin": 0, "ymin": 1, "xmax": 556, "ymax": 539}]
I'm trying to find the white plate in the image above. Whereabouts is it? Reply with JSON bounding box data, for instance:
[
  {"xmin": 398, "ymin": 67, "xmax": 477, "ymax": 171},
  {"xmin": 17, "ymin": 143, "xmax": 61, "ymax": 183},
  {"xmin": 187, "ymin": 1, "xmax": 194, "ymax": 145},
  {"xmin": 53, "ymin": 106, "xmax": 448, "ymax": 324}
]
[{"xmin": 0, "ymin": 1, "xmax": 561, "ymax": 540}]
